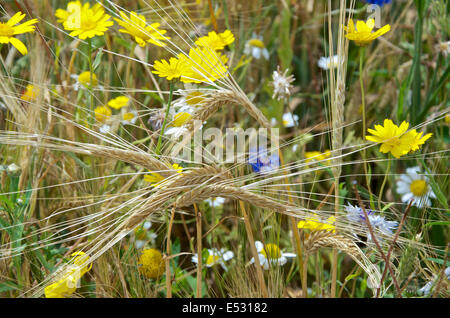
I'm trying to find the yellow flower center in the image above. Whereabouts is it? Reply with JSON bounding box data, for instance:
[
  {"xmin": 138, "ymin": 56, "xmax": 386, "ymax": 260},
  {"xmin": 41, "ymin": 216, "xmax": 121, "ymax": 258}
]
[
  {"xmin": 384, "ymin": 137, "xmax": 402, "ymax": 147},
  {"xmin": 123, "ymin": 112, "xmax": 135, "ymax": 121},
  {"xmin": 0, "ymin": 23, "xmax": 14, "ymax": 37},
  {"xmin": 185, "ymin": 91, "xmax": 205, "ymax": 106},
  {"xmin": 410, "ymin": 179, "xmax": 427, "ymax": 197},
  {"xmin": 206, "ymin": 254, "xmax": 220, "ymax": 266},
  {"xmin": 81, "ymin": 16, "xmax": 98, "ymax": 31},
  {"xmin": 21, "ymin": 85, "xmax": 39, "ymax": 102},
  {"xmin": 138, "ymin": 248, "xmax": 165, "ymax": 279},
  {"xmin": 248, "ymin": 38, "xmax": 265, "ymax": 48},
  {"xmin": 172, "ymin": 112, "xmax": 192, "ymax": 127},
  {"xmin": 78, "ymin": 71, "xmax": 98, "ymax": 87},
  {"xmin": 261, "ymin": 243, "xmax": 281, "ymax": 260}
]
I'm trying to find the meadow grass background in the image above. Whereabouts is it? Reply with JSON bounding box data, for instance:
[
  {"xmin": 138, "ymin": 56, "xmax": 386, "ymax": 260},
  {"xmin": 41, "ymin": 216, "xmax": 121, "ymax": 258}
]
[{"xmin": 0, "ymin": 0, "xmax": 448, "ymax": 298}]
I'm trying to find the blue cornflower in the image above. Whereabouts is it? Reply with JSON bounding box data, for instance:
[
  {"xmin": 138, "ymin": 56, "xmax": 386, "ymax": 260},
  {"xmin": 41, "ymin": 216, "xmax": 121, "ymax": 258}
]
[
  {"xmin": 249, "ymin": 147, "xmax": 280, "ymax": 174},
  {"xmin": 363, "ymin": 0, "xmax": 392, "ymax": 5},
  {"xmin": 345, "ymin": 203, "xmax": 375, "ymax": 223},
  {"xmin": 344, "ymin": 203, "xmax": 398, "ymax": 242}
]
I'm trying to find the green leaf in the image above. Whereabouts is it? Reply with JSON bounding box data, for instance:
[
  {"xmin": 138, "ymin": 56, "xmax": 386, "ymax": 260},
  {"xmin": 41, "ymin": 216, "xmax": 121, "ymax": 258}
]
[
  {"xmin": 425, "ymin": 221, "xmax": 450, "ymax": 227},
  {"xmin": 381, "ymin": 202, "xmax": 396, "ymax": 212},
  {"xmin": 277, "ymin": 8, "xmax": 293, "ymax": 70},
  {"xmin": 420, "ymin": 159, "xmax": 448, "ymax": 209},
  {"xmin": 113, "ymin": 36, "xmax": 132, "ymax": 51},
  {"xmin": 92, "ymin": 48, "xmax": 104, "ymax": 72},
  {"xmin": 427, "ymin": 257, "xmax": 450, "ymax": 267},
  {"xmin": 0, "ymin": 281, "xmax": 21, "ymax": 293}
]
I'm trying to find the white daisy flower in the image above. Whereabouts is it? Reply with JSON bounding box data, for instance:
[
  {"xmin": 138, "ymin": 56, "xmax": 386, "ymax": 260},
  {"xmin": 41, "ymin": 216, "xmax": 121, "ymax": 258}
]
[
  {"xmin": 244, "ymin": 33, "xmax": 269, "ymax": 60},
  {"xmin": 436, "ymin": 41, "xmax": 450, "ymax": 57},
  {"xmin": 282, "ymin": 112, "xmax": 298, "ymax": 128},
  {"xmin": 250, "ymin": 241, "xmax": 296, "ymax": 270},
  {"xmin": 318, "ymin": 55, "xmax": 340, "ymax": 70},
  {"xmin": 205, "ymin": 197, "xmax": 226, "ymax": 207},
  {"xmin": 164, "ymin": 126, "xmax": 190, "ymax": 138},
  {"xmin": 271, "ymin": 113, "xmax": 299, "ymax": 128},
  {"xmin": 165, "ymin": 107, "xmax": 203, "ymax": 139},
  {"xmin": 134, "ymin": 221, "xmax": 157, "ymax": 249},
  {"xmin": 271, "ymin": 66, "xmax": 295, "ymax": 100},
  {"xmin": 396, "ymin": 166, "xmax": 436, "ymax": 208},
  {"xmin": 192, "ymin": 248, "xmax": 234, "ymax": 271},
  {"xmin": 121, "ymin": 110, "xmax": 138, "ymax": 125},
  {"xmin": 143, "ymin": 221, "xmax": 152, "ymax": 230},
  {"xmin": 71, "ymin": 71, "xmax": 103, "ymax": 91},
  {"xmin": 99, "ymin": 124, "xmax": 111, "ymax": 134},
  {"xmin": 7, "ymin": 163, "xmax": 20, "ymax": 173},
  {"xmin": 172, "ymin": 84, "xmax": 207, "ymax": 110}
]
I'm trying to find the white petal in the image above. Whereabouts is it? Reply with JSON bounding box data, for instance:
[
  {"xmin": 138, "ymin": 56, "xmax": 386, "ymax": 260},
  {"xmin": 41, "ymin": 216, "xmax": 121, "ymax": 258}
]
[
  {"xmin": 401, "ymin": 192, "xmax": 414, "ymax": 203},
  {"xmin": 399, "ymin": 175, "xmax": 412, "ymax": 183},
  {"xmin": 135, "ymin": 240, "xmax": 145, "ymax": 249},
  {"xmin": 253, "ymin": 47, "xmax": 261, "ymax": 59},
  {"xmin": 222, "ymin": 251, "xmax": 234, "ymax": 261},
  {"xmin": 428, "ymin": 189, "xmax": 437, "ymax": 199},
  {"xmin": 255, "ymin": 241, "xmax": 264, "ymax": 252},
  {"xmin": 143, "ymin": 221, "xmax": 152, "ymax": 230},
  {"xmin": 282, "ymin": 252, "xmax": 296, "ymax": 258}
]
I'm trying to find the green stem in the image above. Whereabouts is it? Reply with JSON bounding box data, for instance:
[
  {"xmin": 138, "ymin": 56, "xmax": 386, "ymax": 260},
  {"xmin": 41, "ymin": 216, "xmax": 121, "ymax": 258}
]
[
  {"xmin": 360, "ymin": 47, "xmax": 366, "ymax": 140},
  {"xmin": 126, "ymin": 43, "xmax": 137, "ymax": 86},
  {"xmin": 88, "ymin": 38, "xmax": 94, "ymax": 124},
  {"xmin": 378, "ymin": 157, "xmax": 391, "ymax": 211},
  {"xmin": 359, "ymin": 47, "xmax": 373, "ymax": 206},
  {"xmin": 156, "ymin": 82, "xmax": 174, "ymax": 156}
]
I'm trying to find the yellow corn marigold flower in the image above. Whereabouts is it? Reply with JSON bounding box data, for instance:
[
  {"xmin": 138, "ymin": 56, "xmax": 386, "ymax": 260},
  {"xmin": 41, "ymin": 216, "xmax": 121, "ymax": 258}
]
[
  {"xmin": 179, "ymin": 46, "xmax": 229, "ymax": 83},
  {"xmin": 114, "ymin": 11, "xmax": 170, "ymax": 47},
  {"xmin": 152, "ymin": 57, "xmax": 189, "ymax": 81},
  {"xmin": 344, "ymin": 19, "xmax": 390, "ymax": 47},
  {"xmin": 366, "ymin": 119, "xmax": 432, "ymax": 158},
  {"xmin": 144, "ymin": 163, "xmax": 182, "ymax": 187},
  {"xmin": 400, "ymin": 130, "xmax": 433, "ymax": 153},
  {"xmin": 305, "ymin": 150, "xmax": 331, "ymax": 164},
  {"xmin": 138, "ymin": 248, "xmax": 165, "ymax": 279},
  {"xmin": 78, "ymin": 71, "xmax": 98, "ymax": 86},
  {"xmin": 298, "ymin": 215, "xmax": 336, "ymax": 233},
  {"xmin": 68, "ymin": 2, "xmax": 113, "ymax": 40},
  {"xmin": 94, "ymin": 105, "xmax": 112, "ymax": 123},
  {"xmin": 0, "ymin": 11, "xmax": 38, "ymax": 55},
  {"xmin": 195, "ymin": 30, "xmax": 235, "ymax": 51},
  {"xmin": 44, "ymin": 251, "xmax": 92, "ymax": 298},
  {"xmin": 107, "ymin": 96, "xmax": 129, "ymax": 110},
  {"xmin": 21, "ymin": 84, "xmax": 40, "ymax": 102},
  {"xmin": 55, "ymin": 1, "xmax": 82, "ymax": 30}
]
